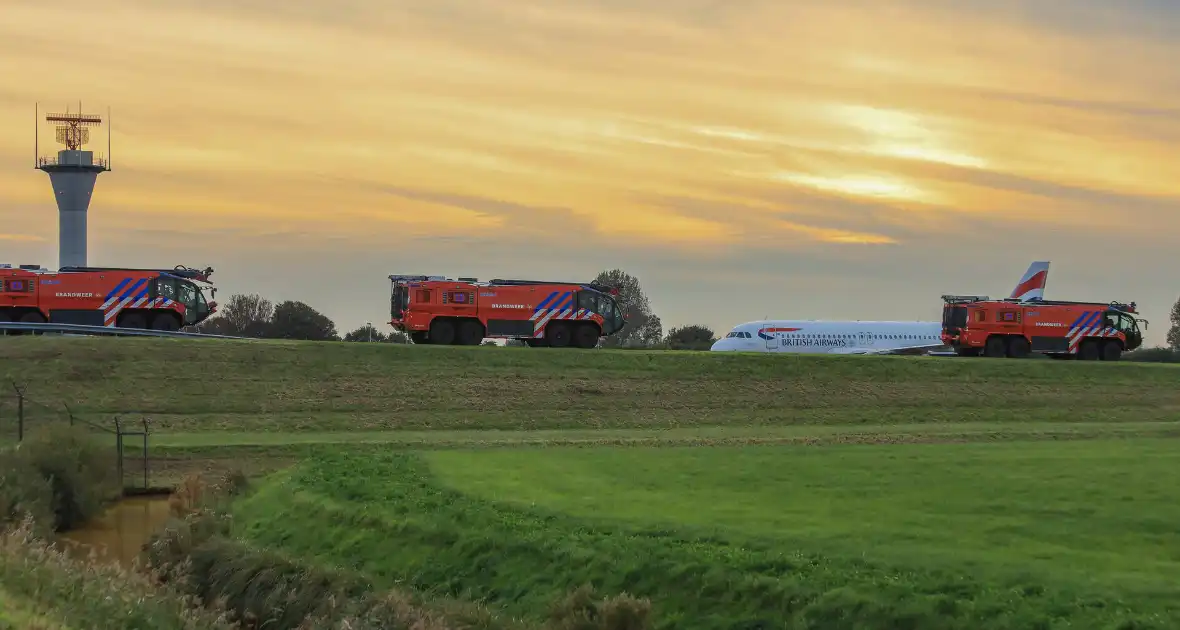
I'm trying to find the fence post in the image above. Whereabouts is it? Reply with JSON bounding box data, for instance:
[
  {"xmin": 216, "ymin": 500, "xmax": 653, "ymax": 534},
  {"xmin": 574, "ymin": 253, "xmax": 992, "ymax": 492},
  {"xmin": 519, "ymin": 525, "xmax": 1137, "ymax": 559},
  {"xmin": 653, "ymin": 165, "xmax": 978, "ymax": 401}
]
[
  {"xmin": 114, "ymin": 417, "xmax": 123, "ymax": 487},
  {"xmin": 11, "ymin": 382, "xmax": 23, "ymax": 442},
  {"xmin": 142, "ymin": 417, "xmax": 150, "ymax": 489},
  {"xmin": 63, "ymin": 402, "xmax": 74, "ymax": 426}
]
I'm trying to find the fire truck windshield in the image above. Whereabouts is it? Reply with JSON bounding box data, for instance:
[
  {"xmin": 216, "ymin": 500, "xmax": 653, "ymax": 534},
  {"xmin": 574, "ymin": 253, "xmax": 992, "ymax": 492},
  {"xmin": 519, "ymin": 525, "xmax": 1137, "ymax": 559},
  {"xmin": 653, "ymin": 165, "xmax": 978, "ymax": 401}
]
[
  {"xmin": 156, "ymin": 276, "xmax": 212, "ymax": 325},
  {"xmin": 1105, "ymin": 310, "xmax": 1144, "ymax": 350},
  {"xmin": 578, "ymin": 290, "xmax": 624, "ymax": 335},
  {"xmin": 391, "ymin": 283, "xmax": 409, "ymax": 320}
]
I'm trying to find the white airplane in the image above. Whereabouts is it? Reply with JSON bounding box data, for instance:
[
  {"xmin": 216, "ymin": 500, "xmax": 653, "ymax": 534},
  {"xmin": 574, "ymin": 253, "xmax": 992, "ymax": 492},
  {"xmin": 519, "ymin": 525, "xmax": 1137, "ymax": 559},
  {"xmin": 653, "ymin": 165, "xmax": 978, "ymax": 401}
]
[{"xmin": 710, "ymin": 261, "xmax": 1050, "ymax": 355}]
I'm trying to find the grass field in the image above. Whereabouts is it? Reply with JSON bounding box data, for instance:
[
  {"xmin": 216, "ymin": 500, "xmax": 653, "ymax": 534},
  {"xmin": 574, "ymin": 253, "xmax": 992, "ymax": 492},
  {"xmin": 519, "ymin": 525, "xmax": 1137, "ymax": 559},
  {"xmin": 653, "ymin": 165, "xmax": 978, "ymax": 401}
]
[
  {"xmin": 2, "ymin": 337, "xmax": 1179, "ymax": 437},
  {"xmin": 2, "ymin": 336, "xmax": 1179, "ymax": 628}
]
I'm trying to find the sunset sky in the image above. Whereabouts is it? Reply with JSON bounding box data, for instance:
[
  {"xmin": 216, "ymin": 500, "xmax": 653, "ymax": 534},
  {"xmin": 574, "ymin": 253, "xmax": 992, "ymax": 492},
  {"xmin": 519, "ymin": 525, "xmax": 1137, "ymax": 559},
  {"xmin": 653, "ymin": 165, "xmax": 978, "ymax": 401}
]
[{"xmin": 2, "ymin": 0, "xmax": 1178, "ymax": 345}]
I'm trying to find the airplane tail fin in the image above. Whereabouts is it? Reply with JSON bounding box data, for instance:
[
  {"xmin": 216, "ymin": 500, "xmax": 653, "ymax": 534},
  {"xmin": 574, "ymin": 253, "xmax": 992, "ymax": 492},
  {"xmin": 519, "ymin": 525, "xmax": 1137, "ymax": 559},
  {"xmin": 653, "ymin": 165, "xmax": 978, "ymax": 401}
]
[{"xmin": 1009, "ymin": 261, "xmax": 1050, "ymax": 301}]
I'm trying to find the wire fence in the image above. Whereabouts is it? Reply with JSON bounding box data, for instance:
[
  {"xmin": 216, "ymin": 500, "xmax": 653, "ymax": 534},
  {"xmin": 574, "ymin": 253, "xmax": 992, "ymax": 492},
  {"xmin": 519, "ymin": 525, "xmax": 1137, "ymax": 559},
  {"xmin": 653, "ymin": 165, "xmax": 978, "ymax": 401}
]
[{"xmin": 0, "ymin": 382, "xmax": 158, "ymax": 492}]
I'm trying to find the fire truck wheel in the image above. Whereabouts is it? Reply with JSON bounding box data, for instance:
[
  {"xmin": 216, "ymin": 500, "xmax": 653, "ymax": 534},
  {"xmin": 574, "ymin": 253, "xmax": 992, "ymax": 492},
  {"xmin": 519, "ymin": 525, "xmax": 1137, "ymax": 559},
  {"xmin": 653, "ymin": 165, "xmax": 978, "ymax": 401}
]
[
  {"xmin": 119, "ymin": 312, "xmax": 148, "ymax": 330},
  {"xmin": 150, "ymin": 315, "xmax": 180, "ymax": 331},
  {"xmin": 545, "ymin": 322, "xmax": 571, "ymax": 348},
  {"xmin": 1077, "ymin": 340, "xmax": 1100, "ymax": 360},
  {"xmin": 572, "ymin": 324, "xmax": 600, "ymax": 349},
  {"xmin": 1101, "ymin": 341, "xmax": 1122, "ymax": 361},
  {"xmin": 1006, "ymin": 336, "xmax": 1030, "ymax": 358},
  {"xmin": 15, "ymin": 311, "xmax": 45, "ymax": 335},
  {"xmin": 983, "ymin": 335, "xmax": 1007, "ymax": 358},
  {"xmin": 429, "ymin": 319, "xmax": 456, "ymax": 345},
  {"xmin": 457, "ymin": 320, "xmax": 485, "ymax": 346}
]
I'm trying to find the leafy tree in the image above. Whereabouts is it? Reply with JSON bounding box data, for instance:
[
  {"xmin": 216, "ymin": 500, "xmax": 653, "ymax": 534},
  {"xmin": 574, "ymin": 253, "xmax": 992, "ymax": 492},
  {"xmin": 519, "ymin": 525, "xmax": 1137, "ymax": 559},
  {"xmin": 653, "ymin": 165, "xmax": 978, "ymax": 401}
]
[
  {"xmin": 1168, "ymin": 295, "xmax": 1180, "ymax": 351},
  {"xmin": 664, "ymin": 324, "xmax": 716, "ymax": 350},
  {"xmin": 343, "ymin": 324, "xmax": 387, "ymax": 342},
  {"xmin": 387, "ymin": 330, "xmax": 410, "ymax": 344},
  {"xmin": 593, "ymin": 269, "xmax": 662, "ymax": 348},
  {"xmin": 268, "ymin": 300, "xmax": 338, "ymax": 341},
  {"xmin": 216, "ymin": 293, "xmax": 274, "ymax": 337}
]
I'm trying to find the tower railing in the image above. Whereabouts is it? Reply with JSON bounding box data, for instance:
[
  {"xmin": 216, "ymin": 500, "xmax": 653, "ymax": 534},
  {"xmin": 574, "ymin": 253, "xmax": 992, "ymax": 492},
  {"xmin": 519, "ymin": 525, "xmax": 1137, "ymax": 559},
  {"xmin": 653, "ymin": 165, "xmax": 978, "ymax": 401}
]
[{"xmin": 36, "ymin": 155, "xmax": 109, "ymax": 169}]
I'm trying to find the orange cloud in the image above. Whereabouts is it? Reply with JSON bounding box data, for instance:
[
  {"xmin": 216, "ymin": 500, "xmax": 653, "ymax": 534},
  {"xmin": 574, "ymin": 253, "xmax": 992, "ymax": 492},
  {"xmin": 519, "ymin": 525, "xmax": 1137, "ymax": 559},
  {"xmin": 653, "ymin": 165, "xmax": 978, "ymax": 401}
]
[{"xmin": 1, "ymin": 0, "xmax": 1178, "ymax": 343}]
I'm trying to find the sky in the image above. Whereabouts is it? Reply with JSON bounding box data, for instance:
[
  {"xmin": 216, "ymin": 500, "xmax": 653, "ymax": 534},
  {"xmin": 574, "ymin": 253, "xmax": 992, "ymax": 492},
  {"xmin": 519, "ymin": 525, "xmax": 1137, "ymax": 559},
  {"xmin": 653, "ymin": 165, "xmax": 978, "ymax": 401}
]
[{"xmin": 2, "ymin": 0, "xmax": 1179, "ymax": 345}]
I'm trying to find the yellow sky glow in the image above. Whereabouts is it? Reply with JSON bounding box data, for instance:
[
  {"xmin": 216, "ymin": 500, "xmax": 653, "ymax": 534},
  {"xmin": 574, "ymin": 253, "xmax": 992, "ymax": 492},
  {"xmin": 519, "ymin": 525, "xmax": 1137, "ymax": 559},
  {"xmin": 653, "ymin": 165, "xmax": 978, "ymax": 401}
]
[{"xmin": 1, "ymin": 0, "xmax": 1178, "ymax": 342}]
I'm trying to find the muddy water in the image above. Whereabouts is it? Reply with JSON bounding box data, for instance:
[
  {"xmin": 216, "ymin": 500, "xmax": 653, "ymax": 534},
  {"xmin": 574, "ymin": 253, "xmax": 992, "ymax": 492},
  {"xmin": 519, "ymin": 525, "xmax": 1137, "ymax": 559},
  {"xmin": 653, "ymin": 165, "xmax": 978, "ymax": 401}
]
[{"xmin": 56, "ymin": 495, "xmax": 173, "ymax": 567}]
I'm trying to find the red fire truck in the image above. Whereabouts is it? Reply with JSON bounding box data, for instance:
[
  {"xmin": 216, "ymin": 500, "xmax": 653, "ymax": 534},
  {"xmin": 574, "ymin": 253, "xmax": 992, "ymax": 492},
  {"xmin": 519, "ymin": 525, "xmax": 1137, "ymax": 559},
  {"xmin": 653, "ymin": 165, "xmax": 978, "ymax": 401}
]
[
  {"xmin": 389, "ymin": 275, "xmax": 626, "ymax": 348},
  {"xmin": 940, "ymin": 294, "xmax": 1146, "ymax": 360},
  {"xmin": 0, "ymin": 264, "xmax": 217, "ymax": 331}
]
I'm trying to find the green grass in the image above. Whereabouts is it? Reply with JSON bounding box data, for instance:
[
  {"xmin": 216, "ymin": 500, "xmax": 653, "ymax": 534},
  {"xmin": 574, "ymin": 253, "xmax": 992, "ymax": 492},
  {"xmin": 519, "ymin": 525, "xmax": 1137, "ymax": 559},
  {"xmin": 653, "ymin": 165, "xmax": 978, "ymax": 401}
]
[
  {"xmin": 231, "ymin": 445, "xmax": 1180, "ymax": 629},
  {"xmin": 0, "ymin": 589, "xmax": 68, "ymax": 629},
  {"xmin": 2, "ymin": 337, "xmax": 1179, "ymax": 437}
]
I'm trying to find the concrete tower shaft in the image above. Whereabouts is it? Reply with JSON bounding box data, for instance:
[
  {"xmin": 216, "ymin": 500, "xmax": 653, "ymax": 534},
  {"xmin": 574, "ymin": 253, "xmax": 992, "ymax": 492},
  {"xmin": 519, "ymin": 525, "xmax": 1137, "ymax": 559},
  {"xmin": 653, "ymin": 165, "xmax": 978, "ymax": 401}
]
[
  {"xmin": 35, "ymin": 103, "xmax": 111, "ymax": 269},
  {"xmin": 44, "ymin": 158, "xmax": 101, "ymax": 268}
]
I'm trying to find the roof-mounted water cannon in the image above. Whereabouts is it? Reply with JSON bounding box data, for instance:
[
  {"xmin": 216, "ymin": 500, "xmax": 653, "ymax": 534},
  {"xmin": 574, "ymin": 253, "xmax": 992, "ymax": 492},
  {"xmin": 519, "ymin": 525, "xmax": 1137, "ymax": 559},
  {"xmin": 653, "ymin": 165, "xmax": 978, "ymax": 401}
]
[{"xmin": 941, "ymin": 294, "xmax": 990, "ymax": 304}]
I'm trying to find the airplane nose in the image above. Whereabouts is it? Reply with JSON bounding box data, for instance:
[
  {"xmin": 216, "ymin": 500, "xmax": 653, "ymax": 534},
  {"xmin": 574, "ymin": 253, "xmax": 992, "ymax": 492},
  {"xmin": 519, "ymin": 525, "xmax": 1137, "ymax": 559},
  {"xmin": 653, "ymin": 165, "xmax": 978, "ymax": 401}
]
[{"xmin": 710, "ymin": 339, "xmax": 735, "ymax": 351}]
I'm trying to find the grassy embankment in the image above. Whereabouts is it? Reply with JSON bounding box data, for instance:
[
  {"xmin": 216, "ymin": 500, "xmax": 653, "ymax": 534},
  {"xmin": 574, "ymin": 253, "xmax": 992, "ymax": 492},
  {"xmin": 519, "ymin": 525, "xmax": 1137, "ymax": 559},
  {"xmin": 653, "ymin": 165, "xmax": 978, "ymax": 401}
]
[
  {"xmin": 3, "ymin": 336, "xmax": 1179, "ymax": 454},
  {"xmin": 3, "ymin": 336, "xmax": 1180, "ymax": 627},
  {"xmin": 230, "ymin": 444, "xmax": 1180, "ymax": 629}
]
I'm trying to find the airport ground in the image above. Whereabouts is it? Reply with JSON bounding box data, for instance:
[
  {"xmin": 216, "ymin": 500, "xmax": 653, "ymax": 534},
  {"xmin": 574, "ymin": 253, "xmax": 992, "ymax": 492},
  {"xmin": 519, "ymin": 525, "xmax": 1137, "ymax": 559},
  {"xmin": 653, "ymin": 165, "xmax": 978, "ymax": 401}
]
[{"xmin": 1, "ymin": 337, "xmax": 1179, "ymax": 629}]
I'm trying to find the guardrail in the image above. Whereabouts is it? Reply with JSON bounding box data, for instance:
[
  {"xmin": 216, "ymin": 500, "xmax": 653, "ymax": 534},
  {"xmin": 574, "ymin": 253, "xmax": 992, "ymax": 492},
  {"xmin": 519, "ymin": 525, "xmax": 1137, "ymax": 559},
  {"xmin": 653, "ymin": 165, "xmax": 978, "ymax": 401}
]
[{"xmin": 0, "ymin": 321, "xmax": 244, "ymax": 340}]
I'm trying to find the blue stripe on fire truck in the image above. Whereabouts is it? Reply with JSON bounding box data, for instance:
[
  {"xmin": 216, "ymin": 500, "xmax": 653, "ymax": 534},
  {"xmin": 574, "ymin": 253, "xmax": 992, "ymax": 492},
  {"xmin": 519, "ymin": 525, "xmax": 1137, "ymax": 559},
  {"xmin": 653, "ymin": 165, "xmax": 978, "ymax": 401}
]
[{"xmin": 104, "ymin": 278, "xmax": 131, "ymax": 302}]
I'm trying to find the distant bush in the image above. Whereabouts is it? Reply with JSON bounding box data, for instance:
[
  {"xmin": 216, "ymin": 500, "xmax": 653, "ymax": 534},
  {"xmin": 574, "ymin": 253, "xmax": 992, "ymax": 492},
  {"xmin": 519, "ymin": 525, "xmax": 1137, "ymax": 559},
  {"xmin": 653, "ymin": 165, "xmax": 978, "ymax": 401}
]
[
  {"xmin": 0, "ymin": 424, "xmax": 120, "ymax": 535},
  {"xmin": 1125, "ymin": 347, "xmax": 1180, "ymax": 363}
]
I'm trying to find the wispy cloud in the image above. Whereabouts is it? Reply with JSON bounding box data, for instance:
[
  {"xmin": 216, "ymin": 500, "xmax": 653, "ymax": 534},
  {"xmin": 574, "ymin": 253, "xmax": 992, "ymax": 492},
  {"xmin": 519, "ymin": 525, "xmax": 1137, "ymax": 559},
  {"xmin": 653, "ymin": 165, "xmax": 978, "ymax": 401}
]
[
  {"xmin": 1, "ymin": 0, "xmax": 1178, "ymax": 343},
  {"xmin": 0, "ymin": 233, "xmax": 45, "ymax": 243}
]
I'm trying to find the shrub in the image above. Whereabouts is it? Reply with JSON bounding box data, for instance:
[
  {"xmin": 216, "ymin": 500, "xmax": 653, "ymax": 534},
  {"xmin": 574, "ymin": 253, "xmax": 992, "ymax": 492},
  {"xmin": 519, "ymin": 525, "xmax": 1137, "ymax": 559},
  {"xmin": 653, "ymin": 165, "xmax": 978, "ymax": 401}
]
[{"xmin": 0, "ymin": 424, "xmax": 120, "ymax": 533}]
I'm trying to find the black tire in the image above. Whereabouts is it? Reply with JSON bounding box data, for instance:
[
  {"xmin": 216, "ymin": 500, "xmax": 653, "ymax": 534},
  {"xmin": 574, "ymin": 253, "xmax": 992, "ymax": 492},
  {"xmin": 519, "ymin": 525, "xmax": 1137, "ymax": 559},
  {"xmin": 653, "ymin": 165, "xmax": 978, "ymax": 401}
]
[
  {"xmin": 14, "ymin": 311, "xmax": 45, "ymax": 336},
  {"xmin": 151, "ymin": 314, "xmax": 180, "ymax": 331},
  {"xmin": 984, "ymin": 336, "xmax": 1007, "ymax": 358},
  {"xmin": 429, "ymin": 319, "xmax": 455, "ymax": 345},
  {"xmin": 1007, "ymin": 336, "xmax": 1030, "ymax": 358},
  {"xmin": 545, "ymin": 322, "xmax": 571, "ymax": 348},
  {"xmin": 457, "ymin": 320, "xmax": 485, "ymax": 346},
  {"xmin": 525, "ymin": 338, "xmax": 545, "ymax": 347},
  {"xmin": 119, "ymin": 312, "xmax": 148, "ymax": 329},
  {"xmin": 1101, "ymin": 341, "xmax": 1122, "ymax": 361},
  {"xmin": 410, "ymin": 331, "xmax": 428, "ymax": 344},
  {"xmin": 1077, "ymin": 339, "xmax": 1100, "ymax": 361},
  {"xmin": 572, "ymin": 323, "xmax": 600, "ymax": 349}
]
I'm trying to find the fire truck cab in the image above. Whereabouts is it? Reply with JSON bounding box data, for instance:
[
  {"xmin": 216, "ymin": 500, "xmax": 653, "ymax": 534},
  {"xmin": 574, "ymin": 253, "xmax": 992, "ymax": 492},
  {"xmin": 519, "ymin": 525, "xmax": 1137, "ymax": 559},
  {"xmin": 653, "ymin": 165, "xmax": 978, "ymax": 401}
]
[
  {"xmin": 389, "ymin": 275, "xmax": 625, "ymax": 348},
  {"xmin": 941, "ymin": 295, "xmax": 1146, "ymax": 361}
]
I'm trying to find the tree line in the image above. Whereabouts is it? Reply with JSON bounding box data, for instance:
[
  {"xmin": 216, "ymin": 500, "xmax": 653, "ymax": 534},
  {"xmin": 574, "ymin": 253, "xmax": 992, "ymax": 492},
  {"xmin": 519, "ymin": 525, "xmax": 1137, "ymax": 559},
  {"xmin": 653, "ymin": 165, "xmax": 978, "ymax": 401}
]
[
  {"xmin": 188, "ymin": 270, "xmax": 1180, "ymax": 360},
  {"xmin": 188, "ymin": 269, "xmax": 722, "ymax": 349}
]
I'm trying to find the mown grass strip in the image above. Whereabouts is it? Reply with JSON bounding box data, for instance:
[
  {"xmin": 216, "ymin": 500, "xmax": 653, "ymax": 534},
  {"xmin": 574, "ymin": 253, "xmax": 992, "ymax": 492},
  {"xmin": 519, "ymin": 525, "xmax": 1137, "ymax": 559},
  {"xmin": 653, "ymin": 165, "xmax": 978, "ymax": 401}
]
[{"xmin": 150, "ymin": 420, "xmax": 1180, "ymax": 449}]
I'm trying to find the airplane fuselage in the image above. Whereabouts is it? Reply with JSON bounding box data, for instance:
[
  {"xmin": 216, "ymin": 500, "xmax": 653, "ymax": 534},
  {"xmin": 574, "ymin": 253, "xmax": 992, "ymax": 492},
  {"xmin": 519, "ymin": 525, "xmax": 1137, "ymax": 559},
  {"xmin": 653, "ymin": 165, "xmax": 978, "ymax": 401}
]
[
  {"xmin": 710, "ymin": 320, "xmax": 946, "ymax": 354},
  {"xmin": 710, "ymin": 260, "xmax": 1050, "ymax": 356}
]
